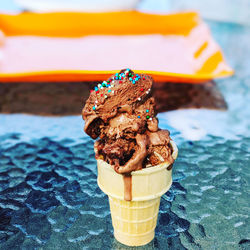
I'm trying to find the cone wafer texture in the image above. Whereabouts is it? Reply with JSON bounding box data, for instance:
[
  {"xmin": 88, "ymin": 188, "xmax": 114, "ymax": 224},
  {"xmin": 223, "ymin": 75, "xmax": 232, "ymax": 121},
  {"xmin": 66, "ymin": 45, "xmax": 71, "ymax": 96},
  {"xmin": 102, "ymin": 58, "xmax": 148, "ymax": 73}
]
[{"xmin": 96, "ymin": 141, "xmax": 178, "ymax": 246}]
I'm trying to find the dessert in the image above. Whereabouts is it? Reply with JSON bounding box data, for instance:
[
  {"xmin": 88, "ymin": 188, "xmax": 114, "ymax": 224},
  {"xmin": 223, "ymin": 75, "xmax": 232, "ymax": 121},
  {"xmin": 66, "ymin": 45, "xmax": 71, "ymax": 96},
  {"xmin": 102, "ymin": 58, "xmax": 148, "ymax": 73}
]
[{"xmin": 82, "ymin": 69, "xmax": 178, "ymax": 246}]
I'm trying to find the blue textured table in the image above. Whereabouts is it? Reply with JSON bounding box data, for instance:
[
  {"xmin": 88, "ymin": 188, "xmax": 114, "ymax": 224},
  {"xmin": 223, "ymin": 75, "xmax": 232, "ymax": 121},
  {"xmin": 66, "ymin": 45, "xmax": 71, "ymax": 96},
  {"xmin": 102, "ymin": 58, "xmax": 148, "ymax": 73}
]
[{"xmin": 0, "ymin": 21, "xmax": 250, "ymax": 249}]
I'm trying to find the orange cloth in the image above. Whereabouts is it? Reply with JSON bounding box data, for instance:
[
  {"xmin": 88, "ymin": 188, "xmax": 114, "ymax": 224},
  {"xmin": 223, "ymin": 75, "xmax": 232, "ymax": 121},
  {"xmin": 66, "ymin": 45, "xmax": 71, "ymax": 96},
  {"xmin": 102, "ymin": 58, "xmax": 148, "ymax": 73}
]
[{"xmin": 0, "ymin": 11, "xmax": 233, "ymax": 83}]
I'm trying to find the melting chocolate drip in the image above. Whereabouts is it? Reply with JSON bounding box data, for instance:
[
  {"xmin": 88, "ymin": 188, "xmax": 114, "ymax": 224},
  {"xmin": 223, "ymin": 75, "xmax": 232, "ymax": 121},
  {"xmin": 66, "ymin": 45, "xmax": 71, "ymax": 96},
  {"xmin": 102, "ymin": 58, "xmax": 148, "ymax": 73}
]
[{"xmin": 123, "ymin": 174, "xmax": 132, "ymax": 201}]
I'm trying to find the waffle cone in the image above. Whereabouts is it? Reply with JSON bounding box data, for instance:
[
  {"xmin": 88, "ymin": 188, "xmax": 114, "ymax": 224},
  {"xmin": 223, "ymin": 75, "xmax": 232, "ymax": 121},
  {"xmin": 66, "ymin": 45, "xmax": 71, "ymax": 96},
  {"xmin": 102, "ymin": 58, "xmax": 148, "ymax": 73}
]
[{"xmin": 97, "ymin": 140, "xmax": 178, "ymax": 246}]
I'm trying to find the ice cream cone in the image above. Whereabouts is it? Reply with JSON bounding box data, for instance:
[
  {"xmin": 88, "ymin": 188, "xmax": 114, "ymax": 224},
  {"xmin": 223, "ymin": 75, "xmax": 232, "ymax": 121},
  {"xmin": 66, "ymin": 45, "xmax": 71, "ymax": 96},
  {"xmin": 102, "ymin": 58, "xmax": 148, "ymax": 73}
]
[{"xmin": 97, "ymin": 140, "xmax": 178, "ymax": 246}]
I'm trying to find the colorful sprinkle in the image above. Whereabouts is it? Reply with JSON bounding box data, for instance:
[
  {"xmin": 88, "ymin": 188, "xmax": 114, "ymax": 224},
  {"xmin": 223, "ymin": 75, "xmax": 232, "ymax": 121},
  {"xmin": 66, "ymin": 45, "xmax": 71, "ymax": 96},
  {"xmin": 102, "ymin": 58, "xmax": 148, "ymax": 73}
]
[
  {"xmin": 95, "ymin": 87, "xmax": 98, "ymax": 91},
  {"xmin": 104, "ymin": 95, "xmax": 107, "ymax": 98},
  {"xmin": 93, "ymin": 106, "xmax": 96, "ymax": 110},
  {"xmin": 146, "ymin": 109, "xmax": 149, "ymax": 113},
  {"xmin": 137, "ymin": 115, "xmax": 141, "ymax": 118},
  {"xmin": 138, "ymin": 97, "xmax": 141, "ymax": 101},
  {"xmin": 140, "ymin": 88, "xmax": 144, "ymax": 92},
  {"xmin": 108, "ymin": 89, "xmax": 111, "ymax": 93},
  {"xmin": 146, "ymin": 115, "xmax": 150, "ymax": 119}
]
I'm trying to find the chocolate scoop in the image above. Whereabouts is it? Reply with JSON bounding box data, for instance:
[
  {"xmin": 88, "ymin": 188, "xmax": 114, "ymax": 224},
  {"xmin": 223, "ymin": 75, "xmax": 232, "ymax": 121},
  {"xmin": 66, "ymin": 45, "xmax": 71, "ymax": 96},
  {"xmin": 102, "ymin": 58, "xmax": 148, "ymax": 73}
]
[{"xmin": 82, "ymin": 69, "xmax": 174, "ymax": 200}]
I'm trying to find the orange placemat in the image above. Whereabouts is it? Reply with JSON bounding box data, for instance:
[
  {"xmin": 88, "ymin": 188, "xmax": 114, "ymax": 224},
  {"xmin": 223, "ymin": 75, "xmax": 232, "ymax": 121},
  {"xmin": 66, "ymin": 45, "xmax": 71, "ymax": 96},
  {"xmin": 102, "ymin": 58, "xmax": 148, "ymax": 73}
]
[{"xmin": 0, "ymin": 11, "xmax": 233, "ymax": 83}]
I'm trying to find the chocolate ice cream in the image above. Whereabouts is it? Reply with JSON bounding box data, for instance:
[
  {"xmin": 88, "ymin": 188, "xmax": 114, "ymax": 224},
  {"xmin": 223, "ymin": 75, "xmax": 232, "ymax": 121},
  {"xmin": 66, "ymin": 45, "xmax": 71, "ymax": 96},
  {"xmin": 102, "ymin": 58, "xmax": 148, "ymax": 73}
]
[{"xmin": 82, "ymin": 69, "xmax": 175, "ymax": 200}]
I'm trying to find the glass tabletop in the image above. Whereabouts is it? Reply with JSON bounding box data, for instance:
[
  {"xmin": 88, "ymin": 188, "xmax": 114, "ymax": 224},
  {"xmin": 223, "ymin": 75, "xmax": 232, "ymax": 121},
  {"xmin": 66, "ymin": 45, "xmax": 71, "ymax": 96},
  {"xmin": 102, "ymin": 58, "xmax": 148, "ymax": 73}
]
[{"xmin": 0, "ymin": 21, "xmax": 249, "ymax": 249}]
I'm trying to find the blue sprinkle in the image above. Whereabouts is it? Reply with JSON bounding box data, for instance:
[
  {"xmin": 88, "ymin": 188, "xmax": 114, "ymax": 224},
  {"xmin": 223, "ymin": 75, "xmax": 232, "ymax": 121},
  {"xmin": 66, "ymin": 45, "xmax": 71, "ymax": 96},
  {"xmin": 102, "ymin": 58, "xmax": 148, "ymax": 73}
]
[
  {"xmin": 146, "ymin": 109, "xmax": 149, "ymax": 113},
  {"xmin": 93, "ymin": 106, "xmax": 96, "ymax": 110},
  {"xmin": 133, "ymin": 80, "xmax": 135, "ymax": 84},
  {"xmin": 137, "ymin": 115, "xmax": 140, "ymax": 118},
  {"xmin": 129, "ymin": 77, "xmax": 132, "ymax": 81},
  {"xmin": 107, "ymin": 84, "xmax": 111, "ymax": 87},
  {"xmin": 95, "ymin": 87, "xmax": 98, "ymax": 91},
  {"xmin": 108, "ymin": 89, "xmax": 111, "ymax": 93}
]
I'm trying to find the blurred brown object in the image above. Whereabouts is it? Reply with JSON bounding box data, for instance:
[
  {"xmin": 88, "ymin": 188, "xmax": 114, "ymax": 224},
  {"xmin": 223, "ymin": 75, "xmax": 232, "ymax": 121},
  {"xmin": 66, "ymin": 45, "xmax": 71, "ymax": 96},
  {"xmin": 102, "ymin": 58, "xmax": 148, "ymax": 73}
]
[
  {"xmin": 154, "ymin": 81, "xmax": 227, "ymax": 112},
  {"xmin": 0, "ymin": 81, "xmax": 226, "ymax": 115}
]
